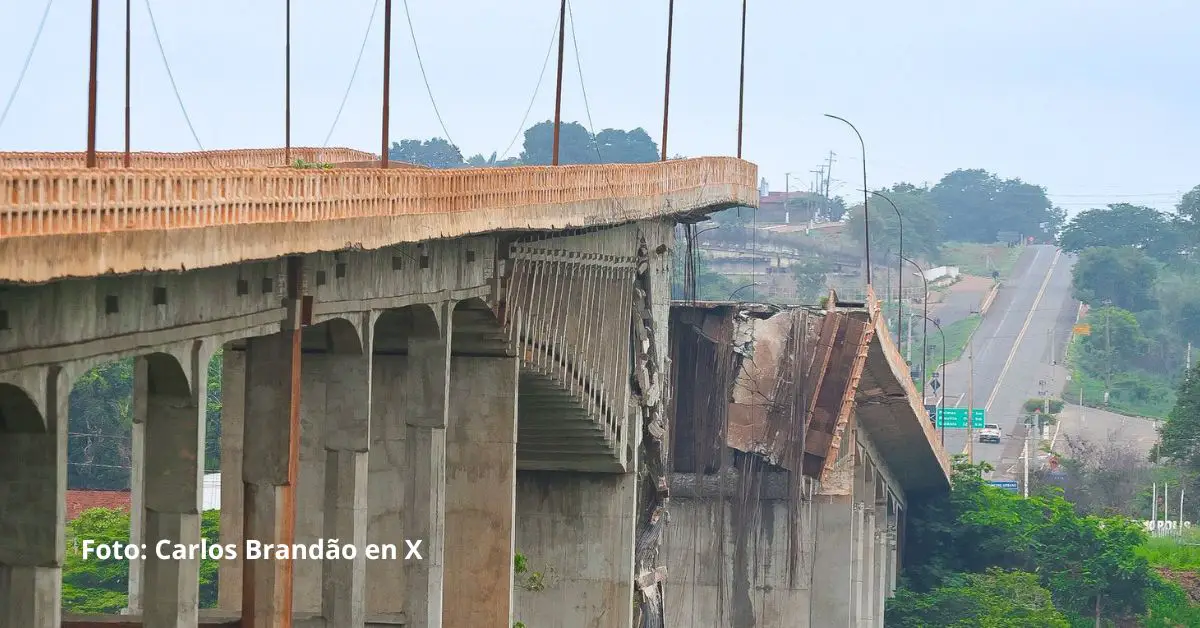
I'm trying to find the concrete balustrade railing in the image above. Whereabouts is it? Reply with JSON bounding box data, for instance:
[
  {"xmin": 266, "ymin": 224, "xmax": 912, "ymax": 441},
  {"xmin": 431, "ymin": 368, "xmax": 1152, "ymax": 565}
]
[
  {"xmin": 1, "ymin": 156, "xmax": 756, "ymax": 238},
  {"xmin": 0, "ymin": 147, "xmax": 377, "ymax": 170}
]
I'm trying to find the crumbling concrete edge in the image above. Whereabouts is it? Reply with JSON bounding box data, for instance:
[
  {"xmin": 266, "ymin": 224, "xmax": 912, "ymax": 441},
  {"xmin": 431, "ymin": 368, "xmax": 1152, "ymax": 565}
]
[{"xmin": 631, "ymin": 233, "xmax": 670, "ymax": 628}]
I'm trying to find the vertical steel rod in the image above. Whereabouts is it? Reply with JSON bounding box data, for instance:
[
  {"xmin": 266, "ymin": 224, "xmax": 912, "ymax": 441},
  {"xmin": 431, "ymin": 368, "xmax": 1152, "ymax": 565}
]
[
  {"xmin": 87, "ymin": 0, "xmax": 100, "ymax": 168},
  {"xmin": 285, "ymin": 0, "xmax": 292, "ymax": 164},
  {"xmin": 660, "ymin": 0, "xmax": 675, "ymax": 161},
  {"xmin": 381, "ymin": 0, "xmax": 393, "ymax": 168},
  {"xmin": 123, "ymin": 0, "xmax": 131, "ymax": 167},
  {"xmin": 735, "ymin": 0, "xmax": 747, "ymax": 158},
  {"xmin": 551, "ymin": 0, "xmax": 567, "ymax": 165}
]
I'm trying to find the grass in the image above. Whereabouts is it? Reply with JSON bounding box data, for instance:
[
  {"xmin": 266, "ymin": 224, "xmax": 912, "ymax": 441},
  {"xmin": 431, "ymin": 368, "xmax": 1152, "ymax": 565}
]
[
  {"xmin": 1139, "ymin": 536, "xmax": 1200, "ymax": 571},
  {"xmin": 1062, "ymin": 338, "xmax": 1177, "ymax": 419},
  {"xmin": 909, "ymin": 314, "xmax": 983, "ymax": 390},
  {"xmin": 939, "ymin": 242, "xmax": 1023, "ymax": 279},
  {"xmin": 930, "ymin": 314, "xmax": 983, "ymax": 365}
]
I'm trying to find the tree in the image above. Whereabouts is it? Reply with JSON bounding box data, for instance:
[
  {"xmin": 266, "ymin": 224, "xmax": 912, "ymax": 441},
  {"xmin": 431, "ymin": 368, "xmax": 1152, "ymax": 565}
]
[
  {"xmin": 1037, "ymin": 436, "xmax": 1152, "ymax": 518},
  {"xmin": 1059, "ymin": 204, "xmax": 1184, "ymax": 263},
  {"xmin": 930, "ymin": 169, "xmax": 1062, "ymax": 243},
  {"xmin": 593, "ymin": 127, "xmax": 659, "ymax": 163},
  {"xmin": 791, "ymin": 259, "xmax": 833, "ymax": 303},
  {"xmin": 519, "ymin": 121, "xmax": 598, "ymax": 165},
  {"xmin": 388, "ymin": 138, "xmax": 464, "ymax": 168},
  {"xmin": 846, "ymin": 186, "xmax": 943, "ymax": 260},
  {"xmin": 1175, "ymin": 184, "xmax": 1200, "ymax": 229},
  {"xmin": 899, "ymin": 460, "xmax": 1161, "ymax": 623},
  {"xmin": 1159, "ymin": 361, "xmax": 1200, "ymax": 469},
  {"xmin": 1071, "ymin": 246, "xmax": 1158, "ymax": 311},
  {"xmin": 68, "ymin": 360, "xmax": 134, "ymax": 490},
  {"xmin": 887, "ymin": 569, "xmax": 1070, "ymax": 627},
  {"xmin": 62, "ymin": 508, "xmax": 221, "ymax": 613},
  {"xmin": 1076, "ymin": 306, "xmax": 1150, "ymax": 373}
]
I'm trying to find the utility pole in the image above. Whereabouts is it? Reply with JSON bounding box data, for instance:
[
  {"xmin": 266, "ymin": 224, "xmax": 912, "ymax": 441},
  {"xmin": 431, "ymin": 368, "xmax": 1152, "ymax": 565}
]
[
  {"xmin": 823, "ymin": 151, "xmax": 836, "ymax": 216},
  {"xmin": 784, "ymin": 172, "xmax": 791, "ymax": 224},
  {"xmin": 967, "ymin": 335, "xmax": 976, "ymax": 463},
  {"xmin": 1105, "ymin": 305, "xmax": 1112, "ymax": 405},
  {"xmin": 1188, "ymin": 340, "xmax": 1192, "ymax": 371},
  {"xmin": 906, "ymin": 310, "xmax": 914, "ymax": 365},
  {"xmin": 1023, "ymin": 426, "xmax": 1030, "ymax": 498}
]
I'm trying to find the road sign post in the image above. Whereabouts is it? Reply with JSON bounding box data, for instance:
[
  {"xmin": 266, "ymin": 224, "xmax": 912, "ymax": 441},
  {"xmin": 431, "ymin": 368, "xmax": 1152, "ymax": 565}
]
[{"xmin": 934, "ymin": 407, "xmax": 985, "ymax": 429}]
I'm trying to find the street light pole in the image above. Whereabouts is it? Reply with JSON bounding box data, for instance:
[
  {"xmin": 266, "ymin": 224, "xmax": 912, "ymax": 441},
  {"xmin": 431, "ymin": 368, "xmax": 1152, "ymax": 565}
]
[
  {"xmin": 902, "ymin": 255, "xmax": 928, "ymax": 396},
  {"xmin": 917, "ymin": 314, "xmax": 948, "ymax": 448},
  {"xmin": 825, "ymin": 115, "xmax": 870, "ymax": 286},
  {"xmin": 869, "ymin": 190, "xmax": 903, "ymax": 331},
  {"xmin": 729, "ymin": 282, "xmax": 760, "ymax": 300}
]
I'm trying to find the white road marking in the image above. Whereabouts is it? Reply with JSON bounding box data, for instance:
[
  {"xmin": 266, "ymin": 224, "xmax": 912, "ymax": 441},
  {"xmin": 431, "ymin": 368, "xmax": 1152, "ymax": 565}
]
[
  {"xmin": 957, "ymin": 248, "xmax": 1061, "ymax": 457},
  {"xmin": 984, "ymin": 249, "xmax": 1062, "ymax": 413}
]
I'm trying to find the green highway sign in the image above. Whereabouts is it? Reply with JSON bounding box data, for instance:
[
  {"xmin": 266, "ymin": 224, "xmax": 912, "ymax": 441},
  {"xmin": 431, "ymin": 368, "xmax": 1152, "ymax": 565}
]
[{"xmin": 934, "ymin": 408, "xmax": 986, "ymax": 429}]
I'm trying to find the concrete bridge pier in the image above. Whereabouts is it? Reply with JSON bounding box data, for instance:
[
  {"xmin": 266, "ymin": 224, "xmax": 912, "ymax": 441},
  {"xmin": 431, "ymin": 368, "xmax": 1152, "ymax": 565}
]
[
  {"xmin": 141, "ymin": 345, "xmax": 212, "ymax": 626},
  {"xmin": 0, "ymin": 367, "xmax": 70, "ymax": 628},
  {"xmin": 443, "ymin": 355, "xmax": 520, "ymax": 625},
  {"xmin": 241, "ymin": 329, "xmax": 304, "ymax": 627}
]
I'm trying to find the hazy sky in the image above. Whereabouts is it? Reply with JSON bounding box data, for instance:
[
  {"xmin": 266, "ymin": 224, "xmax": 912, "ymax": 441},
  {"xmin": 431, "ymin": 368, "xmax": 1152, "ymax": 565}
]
[{"xmin": 1, "ymin": 1, "xmax": 1195, "ymax": 213}]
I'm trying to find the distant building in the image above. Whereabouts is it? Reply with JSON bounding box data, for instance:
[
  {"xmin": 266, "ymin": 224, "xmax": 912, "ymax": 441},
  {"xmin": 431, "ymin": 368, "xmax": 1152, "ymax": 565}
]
[
  {"xmin": 66, "ymin": 489, "xmax": 130, "ymax": 521},
  {"xmin": 64, "ymin": 472, "xmax": 222, "ymax": 521}
]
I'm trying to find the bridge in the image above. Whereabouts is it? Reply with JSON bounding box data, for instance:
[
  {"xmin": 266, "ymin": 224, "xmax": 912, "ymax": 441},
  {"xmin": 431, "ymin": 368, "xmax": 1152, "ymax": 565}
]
[{"xmin": 0, "ymin": 147, "xmax": 950, "ymax": 627}]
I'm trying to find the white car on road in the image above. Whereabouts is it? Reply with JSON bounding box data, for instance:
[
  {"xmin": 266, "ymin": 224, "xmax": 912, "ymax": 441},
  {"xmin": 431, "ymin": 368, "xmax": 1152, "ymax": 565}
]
[{"xmin": 978, "ymin": 423, "xmax": 1002, "ymax": 444}]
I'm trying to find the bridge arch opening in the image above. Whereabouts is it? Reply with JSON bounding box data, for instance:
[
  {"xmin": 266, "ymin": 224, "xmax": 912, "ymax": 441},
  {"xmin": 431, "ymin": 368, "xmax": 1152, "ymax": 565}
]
[
  {"xmin": 0, "ymin": 382, "xmax": 43, "ymax": 433},
  {"xmin": 56, "ymin": 348, "xmax": 224, "ymax": 617},
  {"xmin": 452, "ymin": 298, "xmax": 508, "ymax": 357},
  {"xmin": 302, "ymin": 317, "xmax": 364, "ymax": 355},
  {"xmin": 374, "ymin": 305, "xmax": 441, "ymax": 352}
]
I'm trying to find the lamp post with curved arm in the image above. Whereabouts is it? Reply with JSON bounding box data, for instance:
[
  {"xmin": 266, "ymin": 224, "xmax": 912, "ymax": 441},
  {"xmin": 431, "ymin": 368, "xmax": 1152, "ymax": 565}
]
[
  {"xmin": 729, "ymin": 282, "xmax": 761, "ymax": 300},
  {"xmin": 916, "ymin": 313, "xmax": 947, "ymax": 448},
  {"xmin": 868, "ymin": 190, "xmax": 903, "ymax": 323},
  {"xmin": 824, "ymin": 114, "xmax": 870, "ymax": 286},
  {"xmin": 901, "ymin": 255, "xmax": 928, "ymax": 399}
]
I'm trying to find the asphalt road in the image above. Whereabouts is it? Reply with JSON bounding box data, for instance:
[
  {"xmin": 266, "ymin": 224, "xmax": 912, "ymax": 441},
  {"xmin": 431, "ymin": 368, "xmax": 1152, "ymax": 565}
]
[
  {"xmin": 925, "ymin": 245, "xmax": 1079, "ymax": 477},
  {"xmin": 929, "ymin": 276, "xmax": 992, "ymax": 328}
]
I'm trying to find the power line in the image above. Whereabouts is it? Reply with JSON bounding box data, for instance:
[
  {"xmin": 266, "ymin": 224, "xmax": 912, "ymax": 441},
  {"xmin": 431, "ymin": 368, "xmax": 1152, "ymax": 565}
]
[
  {"xmin": 0, "ymin": 0, "xmax": 54, "ymax": 137},
  {"xmin": 143, "ymin": 0, "xmax": 210, "ymax": 165},
  {"xmin": 322, "ymin": 0, "xmax": 382, "ymax": 151},
  {"xmin": 401, "ymin": 0, "xmax": 456, "ymax": 148},
  {"xmin": 497, "ymin": 11, "xmax": 561, "ymax": 161}
]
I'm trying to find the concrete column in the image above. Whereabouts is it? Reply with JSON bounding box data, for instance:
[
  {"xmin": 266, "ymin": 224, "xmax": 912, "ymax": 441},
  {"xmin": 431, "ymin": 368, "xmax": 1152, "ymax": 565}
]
[
  {"xmin": 851, "ymin": 502, "xmax": 867, "ymax": 626},
  {"xmin": 809, "ymin": 493, "xmax": 855, "ymax": 627},
  {"xmin": 513, "ymin": 471, "xmax": 639, "ymax": 627},
  {"xmin": 444, "ymin": 357, "xmax": 519, "ymax": 627},
  {"xmin": 0, "ymin": 368, "xmax": 69, "ymax": 628},
  {"xmin": 126, "ymin": 359, "xmax": 148, "ymax": 614},
  {"xmin": 405, "ymin": 332, "xmax": 452, "ymax": 628},
  {"xmin": 874, "ymin": 518, "xmax": 890, "ymax": 625},
  {"xmin": 319, "ymin": 349, "xmax": 372, "ymax": 628},
  {"xmin": 142, "ymin": 348, "xmax": 209, "ymax": 627},
  {"xmin": 293, "ymin": 359, "xmax": 327, "ymax": 614},
  {"xmin": 365, "ymin": 355, "xmax": 408, "ymax": 621},
  {"xmin": 218, "ymin": 346, "xmax": 246, "ymax": 612},
  {"xmin": 859, "ymin": 508, "xmax": 876, "ymax": 628},
  {"xmin": 242, "ymin": 331, "xmax": 301, "ymax": 628}
]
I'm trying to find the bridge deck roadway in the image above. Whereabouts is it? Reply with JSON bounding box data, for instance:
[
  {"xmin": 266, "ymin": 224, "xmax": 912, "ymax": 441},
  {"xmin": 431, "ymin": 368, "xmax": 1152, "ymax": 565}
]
[{"xmin": 0, "ymin": 153, "xmax": 757, "ymax": 284}]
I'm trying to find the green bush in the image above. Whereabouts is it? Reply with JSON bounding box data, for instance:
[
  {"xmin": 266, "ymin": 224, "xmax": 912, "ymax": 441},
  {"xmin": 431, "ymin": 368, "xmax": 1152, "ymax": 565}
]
[{"xmin": 62, "ymin": 507, "xmax": 220, "ymax": 613}]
